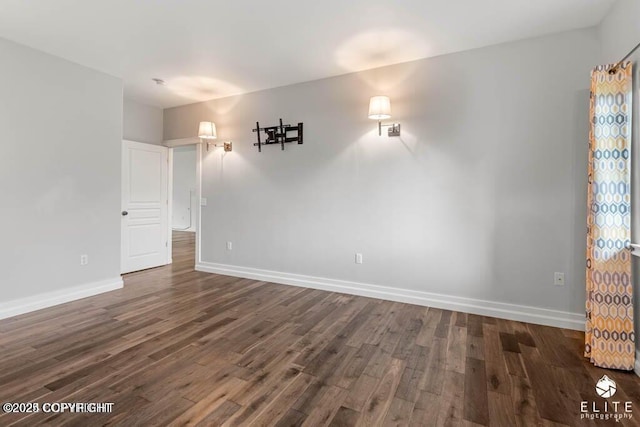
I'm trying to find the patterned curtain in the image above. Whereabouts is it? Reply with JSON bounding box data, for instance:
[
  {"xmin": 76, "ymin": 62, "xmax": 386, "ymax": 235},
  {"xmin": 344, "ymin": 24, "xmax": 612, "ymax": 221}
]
[{"xmin": 585, "ymin": 62, "xmax": 634, "ymax": 370}]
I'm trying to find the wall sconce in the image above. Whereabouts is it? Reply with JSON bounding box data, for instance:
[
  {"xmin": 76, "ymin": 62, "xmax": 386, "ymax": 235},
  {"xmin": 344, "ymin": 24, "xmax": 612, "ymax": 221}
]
[
  {"xmin": 198, "ymin": 121, "xmax": 232, "ymax": 152},
  {"xmin": 368, "ymin": 96, "xmax": 400, "ymax": 137}
]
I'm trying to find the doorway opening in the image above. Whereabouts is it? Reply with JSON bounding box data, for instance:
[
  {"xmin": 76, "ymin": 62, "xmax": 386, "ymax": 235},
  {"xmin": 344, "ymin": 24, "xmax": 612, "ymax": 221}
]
[
  {"xmin": 171, "ymin": 145, "xmax": 198, "ymax": 233},
  {"xmin": 168, "ymin": 143, "xmax": 201, "ymax": 267},
  {"xmin": 121, "ymin": 139, "xmax": 202, "ymax": 274}
]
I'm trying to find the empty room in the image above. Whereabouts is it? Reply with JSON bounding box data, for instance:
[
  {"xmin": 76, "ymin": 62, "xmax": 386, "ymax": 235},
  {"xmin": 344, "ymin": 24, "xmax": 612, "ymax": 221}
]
[{"xmin": 1, "ymin": 0, "xmax": 639, "ymax": 425}]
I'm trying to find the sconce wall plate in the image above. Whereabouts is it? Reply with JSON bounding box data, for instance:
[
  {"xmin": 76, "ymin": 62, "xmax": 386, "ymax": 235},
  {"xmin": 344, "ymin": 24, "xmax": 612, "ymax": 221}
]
[{"xmin": 387, "ymin": 124, "xmax": 401, "ymax": 137}]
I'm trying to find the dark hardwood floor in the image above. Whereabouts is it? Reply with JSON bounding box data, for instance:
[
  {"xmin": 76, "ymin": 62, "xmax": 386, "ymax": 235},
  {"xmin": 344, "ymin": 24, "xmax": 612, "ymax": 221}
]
[{"xmin": 0, "ymin": 231, "xmax": 638, "ymax": 426}]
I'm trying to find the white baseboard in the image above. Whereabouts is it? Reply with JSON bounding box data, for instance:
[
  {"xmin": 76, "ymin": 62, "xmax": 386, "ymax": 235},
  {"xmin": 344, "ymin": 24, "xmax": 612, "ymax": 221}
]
[
  {"xmin": 195, "ymin": 262, "xmax": 585, "ymax": 331},
  {"xmin": 0, "ymin": 277, "xmax": 123, "ymax": 320}
]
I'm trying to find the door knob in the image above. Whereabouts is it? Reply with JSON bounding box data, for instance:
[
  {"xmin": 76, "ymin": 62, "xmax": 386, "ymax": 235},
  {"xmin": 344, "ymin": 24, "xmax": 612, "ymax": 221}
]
[{"xmin": 122, "ymin": 211, "xmax": 128, "ymax": 216}]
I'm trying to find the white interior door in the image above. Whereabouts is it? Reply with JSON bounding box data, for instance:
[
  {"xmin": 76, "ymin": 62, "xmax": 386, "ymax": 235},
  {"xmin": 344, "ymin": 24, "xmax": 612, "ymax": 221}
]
[{"xmin": 121, "ymin": 140, "xmax": 169, "ymax": 274}]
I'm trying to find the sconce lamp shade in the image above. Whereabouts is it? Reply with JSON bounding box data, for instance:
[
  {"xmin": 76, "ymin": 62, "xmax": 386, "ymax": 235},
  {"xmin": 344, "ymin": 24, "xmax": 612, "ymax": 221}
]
[
  {"xmin": 368, "ymin": 96, "xmax": 391, "ymax": 120},
  {"xmin": 198, "ymin": 121, "xmax": 217, "ymax": 139}
]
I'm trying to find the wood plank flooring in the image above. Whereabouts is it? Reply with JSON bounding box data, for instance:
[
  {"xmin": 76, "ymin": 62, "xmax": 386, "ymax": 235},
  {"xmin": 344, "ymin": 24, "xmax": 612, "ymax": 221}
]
[{"xmin": 0, "ymin": 231, "xmax": 638, "ymax": 426}]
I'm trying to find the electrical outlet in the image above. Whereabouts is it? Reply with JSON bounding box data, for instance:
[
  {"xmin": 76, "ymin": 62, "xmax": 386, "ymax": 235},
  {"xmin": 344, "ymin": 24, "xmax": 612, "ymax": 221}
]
[
  {"xmin": 554, "ymin": 272, "xmax": 565, "ymax": 286},
  {"xmin": 355, "ymin": 253, "xmax": 363, "ymax": 264},
  {"xmin": 80, "ymin": 254, "xmax": 89, "ymax": 266},
  {"xmin": 226, "ymin": 241, "xmax": 233, "ymax": 251},
  {"xmin": 201, "ymin": 198, "xmax": 208, "ymax": 206}
]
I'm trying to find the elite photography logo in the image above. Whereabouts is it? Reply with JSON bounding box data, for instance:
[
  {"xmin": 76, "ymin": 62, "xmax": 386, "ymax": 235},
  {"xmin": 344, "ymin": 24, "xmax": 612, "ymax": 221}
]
[
  {"xmin": 580, "ymin": 375, "xmax": 633, "ymax": 423},
  {"xmin": 595, "ymin": 375, "xmax": 617, "ymax": 398}
]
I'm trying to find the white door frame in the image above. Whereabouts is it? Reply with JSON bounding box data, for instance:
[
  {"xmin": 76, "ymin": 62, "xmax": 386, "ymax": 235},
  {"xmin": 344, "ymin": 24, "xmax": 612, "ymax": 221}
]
[{"xmin": 165, "ymin": 138, "xmax": 203, "ymax": 266}]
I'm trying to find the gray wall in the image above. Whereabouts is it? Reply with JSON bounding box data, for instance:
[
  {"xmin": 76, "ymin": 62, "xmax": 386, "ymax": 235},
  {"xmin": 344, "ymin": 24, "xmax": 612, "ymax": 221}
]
[
  {"xmin": 0, "ymin": 37, "xmax": 123, "ymax": 302},
  {"xmin": 164, "ymin": 28, "xmax": 598, "ymax": 317},
  {"xmin": 598, "ymin": 0, "xmax": 640, "ymax": 355},
  {"xmin": 123, "ymin": 98, "xmax": 163, "ymax": 145}
]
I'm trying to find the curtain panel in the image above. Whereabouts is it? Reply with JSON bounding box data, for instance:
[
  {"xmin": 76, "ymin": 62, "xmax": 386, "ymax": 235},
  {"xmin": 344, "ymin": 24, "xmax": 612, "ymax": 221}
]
[{"xmin": 585, "ymin": 62, "xmax": 635, "ymax": 370}]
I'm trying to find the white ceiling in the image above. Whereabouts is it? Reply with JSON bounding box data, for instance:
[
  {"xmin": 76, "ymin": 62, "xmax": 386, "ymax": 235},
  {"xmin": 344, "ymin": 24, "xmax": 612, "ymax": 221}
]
[{"xmin": 0, "ymin": 0, "xmax": 615, "ymax": 108}]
